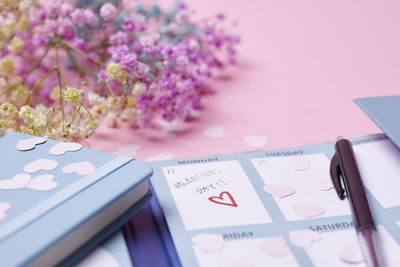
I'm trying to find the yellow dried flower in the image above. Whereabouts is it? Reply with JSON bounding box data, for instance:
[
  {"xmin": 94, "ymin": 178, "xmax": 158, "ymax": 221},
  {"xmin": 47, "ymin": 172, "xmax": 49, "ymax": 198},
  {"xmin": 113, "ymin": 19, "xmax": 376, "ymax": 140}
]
[
  {"xmin": 50, "ymin": 86, "xmax": 60, "ymax": 101},
  {"xmin": 64, "ymin": 86, "xmax": 84, "ymax": 104},
  {"xmin": 0, "ymin": 56, "xmax": 15, "ymax": 76},
  {"xmin": 125, "ymin": 96, "xmax": 137, "ymax": 108},
  {"xmin": 18, "ymin": 105, "xmax": 35, "ymax": 125},
  {"xmin": 106, "ymin": 96, "xmax": 118, "ymax": 108},
  {"xmin": 132, "ymin": 82, "xmax": 146, "ymax": 96},
  {"xmin": 5, "ymin": 19, "xmax": 16, "ymax": 32},
  {"xmin": 16, "ymin": 15, "xmax": 30, "ymax": 30},
  {"xmin": 106, "ymin": 62, "xmax": 126, "ymax": 81},
  {"xmin": 0, "ymin": 118, "xmax": 15, "ymax": 128},
  {"xmin": 0, "ymin": 103, "xmax": 17, "ymax": 116},
  {"xmin": 8, "ymin": 36, "xmax": 24, "ymax": 53},
  {"xmin": 90, "ymin": 105, "xmax": 106, "ymax": 119}
]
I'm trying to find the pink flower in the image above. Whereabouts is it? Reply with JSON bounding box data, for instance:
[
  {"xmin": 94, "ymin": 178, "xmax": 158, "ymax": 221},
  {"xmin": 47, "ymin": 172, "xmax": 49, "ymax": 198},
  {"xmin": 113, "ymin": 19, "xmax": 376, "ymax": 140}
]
[
  {"xmin": 58, "ymin": 19, "xmax": 75, "ymax": 40},
  {"xmin": 32, "ymin": 34, "xmax": 48, "ymax": 47},
  {"xmin": 37, "ymin": 8, "xmax": 47, "ymax": 21},
  {"xmin": 60, "ymin": 3, "xmax": 73, "ymax": 17},
  {"xmin": 45, "ymin": 20, "xmax": 58, "ymax": 35},
  {"xmin": 73, "ymin": 38, "xmax": 88, "ymax": 51},
  {"xmin": 71, "ymin": 9, "xmax": 85, "ymax": 25},
  {"xmin": 84, "ymin": 9, "xmax": 96, "ymax": 25},
  {"xmin": 121, "ymin": 17, "xmax": 135, "ymax": 32},
  {"xmin": 109, "ymin": 31, "xmax": 130, "ymax": 46},
  {"xmin": 100, "ymin": 3, "xmax": 117, "ymax": 21}
]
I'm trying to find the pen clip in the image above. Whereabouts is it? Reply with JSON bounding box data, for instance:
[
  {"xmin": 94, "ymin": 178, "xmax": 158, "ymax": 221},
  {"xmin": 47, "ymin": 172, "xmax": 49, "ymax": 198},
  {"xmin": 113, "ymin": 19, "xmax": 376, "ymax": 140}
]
[{"xmin": 330, "ymin": 153, "xmax": 346, "ymax": 199}]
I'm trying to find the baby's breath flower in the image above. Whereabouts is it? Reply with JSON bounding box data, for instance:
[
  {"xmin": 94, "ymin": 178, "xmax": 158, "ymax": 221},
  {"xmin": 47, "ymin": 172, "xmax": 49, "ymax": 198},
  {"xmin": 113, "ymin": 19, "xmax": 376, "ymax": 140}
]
[
  {"xmin": 18, "ymin": 105, "xmax": 35, "ymax": 125},
  {"xmin": 64, "ymin": 86, "xmax": 84, "ymax": 104},
  {"xmin": 105, "ymin": 112, "xmax": 117, "ymax": 127},
  {"xmin": 16, "ymin": 15, "xmax": 30, "ymax": 30},
  {"xmin": 88, "ymin": 92, "xmax": 106, "ymax": 105},
  {"xmin": 9, "ymin": 36, "xmax": 24, "ymax": 54},
  {"xmin": 0, "ymin": 56, "xmax": 15, "ymax": 76},
  {"xmin": 106, "ymin": 62, "xmax": 126, "ymax": 81},
  {"xmin": 106, "ymin": 96, "xmax": 118, "ymax": 108},
  {"xmin": 33, "ymin": 112, "xmax": 47, "ymax": 130},
  {"xmin": 131, "ymin": 82, "xmax": 146, "ymax": 96},
  {"xmin": 0, "ymin": 103, "xmax": 17, "ymax": 116}
]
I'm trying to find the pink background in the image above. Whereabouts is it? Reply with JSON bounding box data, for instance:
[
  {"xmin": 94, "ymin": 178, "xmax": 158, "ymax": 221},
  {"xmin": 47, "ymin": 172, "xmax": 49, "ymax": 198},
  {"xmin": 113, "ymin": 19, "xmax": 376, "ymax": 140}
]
[{"xmin": 89, "ymin": 0, "xmax": 400, "ymax": 160}]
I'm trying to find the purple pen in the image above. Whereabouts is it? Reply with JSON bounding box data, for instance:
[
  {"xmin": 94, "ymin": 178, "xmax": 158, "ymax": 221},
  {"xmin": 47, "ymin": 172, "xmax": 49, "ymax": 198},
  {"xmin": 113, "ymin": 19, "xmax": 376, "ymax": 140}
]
[{"xmin": 330, "ymin": 138, "xmax": 384, "ymax": 267}]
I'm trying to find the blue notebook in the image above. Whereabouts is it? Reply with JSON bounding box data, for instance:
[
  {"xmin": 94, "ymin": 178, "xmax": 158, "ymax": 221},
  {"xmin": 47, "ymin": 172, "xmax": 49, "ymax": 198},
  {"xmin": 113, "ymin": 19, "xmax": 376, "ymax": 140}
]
[
  {"xmin": 0, "ymin": 131, "xmax": 153, "ymax": 267},
  {"xmin": 355, "ymin": 95, "xmax": 400, "ymax": 149}
]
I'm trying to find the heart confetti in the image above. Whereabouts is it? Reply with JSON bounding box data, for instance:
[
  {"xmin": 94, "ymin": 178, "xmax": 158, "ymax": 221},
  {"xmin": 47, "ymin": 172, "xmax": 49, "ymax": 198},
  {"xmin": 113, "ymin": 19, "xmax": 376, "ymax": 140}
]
[
  {"xmin": 116, "ymin": 144, "xmax": 141, "ymax": 157},
  {"xmin": 338, "ymin": 243, "xmax": 364, "ymax": 264},
  {"xmin": 16, "ymin": 137, "xmax": 46, "ymax": 151},
  {"xmin": 293, "ymin": 203, "xmax": 326, "ymax": 218},
  {"xmin": 23, "ymin": 159, "xmax": 58, "ymax": 173},
  {"xmin": 27, "ymin": 174, "xmax": 58, "ymax": 191},
  {"xmin": 203, "ymin": 126, "xmax": 226, "ymax": 139},
  {"xmin": 263, "ymin": 184, "xmax": 296, "ymax": 198},
  {"xmin": 244, "ymin": 135, "xmax": 269, "ymax": 148},
  {"xmin": 192, "ymin": 233, "xmax": 225, "ymax": 253},
  {"xmin": 0, "ymin": 173, "xmax": 32, "ymax": 190},
  {"xmin": 62, "ymin": 161, "xmax": 95, "ymax": 176},
  {"xmin": 317, "ymin": 178, "xmax": 334, "ymax": 191},
  {"xmin": 286, "ymin": 157, "xmax": 311, "ymax": 171},
  {"xmin": 49, "ymin": 142, "xmax": 82, "ymax": 155},
  {"xmin": 289, "ymin": 230, "xmax": 321, "ymax": 248},
  {"xmin": 258, "ymin": 237, "xmax": 290, "ymax": 257},
  {"xmin": 0, "ymin": 202, "xmax": 11, "ymax": 221},
  {"xmin": 147, "ymin": 153, "xmax": 174, "ymax": 162},
  {"xmin": 208, "ymin": 191, "xmax": 238, "ymax": 207}
]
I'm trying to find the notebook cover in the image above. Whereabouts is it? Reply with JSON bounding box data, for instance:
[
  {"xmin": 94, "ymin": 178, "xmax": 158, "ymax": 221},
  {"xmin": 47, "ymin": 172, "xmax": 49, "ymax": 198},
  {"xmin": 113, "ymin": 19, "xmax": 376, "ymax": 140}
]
[
  {"xmin": 355, "ymin": 95, "xmax": 400, "ymax": 149},
  {"xmin": 0, "ymin": 131, "xmax": 153, "ymax": 267}
]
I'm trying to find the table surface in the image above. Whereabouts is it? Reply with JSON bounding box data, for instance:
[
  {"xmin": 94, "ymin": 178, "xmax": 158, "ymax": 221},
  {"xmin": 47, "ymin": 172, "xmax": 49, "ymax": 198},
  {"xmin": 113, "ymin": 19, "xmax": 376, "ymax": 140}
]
[{"xmin": 89, "ymin": 0, "xmax": 400, "ymax": 160}]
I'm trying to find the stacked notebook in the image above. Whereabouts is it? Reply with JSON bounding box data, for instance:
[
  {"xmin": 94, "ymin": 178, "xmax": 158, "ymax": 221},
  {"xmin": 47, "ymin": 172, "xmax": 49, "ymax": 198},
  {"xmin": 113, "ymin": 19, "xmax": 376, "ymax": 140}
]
[{"xmin": 0, "ymin": 131, "xmax": 153, "ymax": 267}]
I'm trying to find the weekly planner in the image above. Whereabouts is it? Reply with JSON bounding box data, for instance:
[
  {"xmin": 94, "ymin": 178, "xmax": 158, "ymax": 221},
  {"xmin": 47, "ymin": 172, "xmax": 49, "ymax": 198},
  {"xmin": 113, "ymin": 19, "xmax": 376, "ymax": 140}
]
[{"xmin": 149, "ymin": 134, "xmax": 400, "ymax": 266}]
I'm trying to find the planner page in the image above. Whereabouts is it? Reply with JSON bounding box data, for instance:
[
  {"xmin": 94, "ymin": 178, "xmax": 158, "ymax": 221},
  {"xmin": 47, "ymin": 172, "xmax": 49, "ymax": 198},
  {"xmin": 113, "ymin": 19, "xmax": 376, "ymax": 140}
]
[{"xmin": 150, "ymin": 134, "xmax": 400, "ymax": 267}]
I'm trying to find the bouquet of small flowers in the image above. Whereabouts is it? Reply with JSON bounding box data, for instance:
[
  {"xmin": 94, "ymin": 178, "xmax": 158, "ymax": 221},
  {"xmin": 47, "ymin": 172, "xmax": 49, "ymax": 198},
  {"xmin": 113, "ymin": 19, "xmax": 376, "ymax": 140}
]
[{"xmin": 0, "ymin": 0, "xmax": 239, "ymax": 141}]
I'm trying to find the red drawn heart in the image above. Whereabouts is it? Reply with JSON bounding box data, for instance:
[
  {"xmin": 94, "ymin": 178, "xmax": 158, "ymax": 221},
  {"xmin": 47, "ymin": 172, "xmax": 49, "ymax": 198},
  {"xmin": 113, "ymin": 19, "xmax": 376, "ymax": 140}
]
[{"xmin": 208, "ymin": 191, "xmax": 238, "ymax": 207}]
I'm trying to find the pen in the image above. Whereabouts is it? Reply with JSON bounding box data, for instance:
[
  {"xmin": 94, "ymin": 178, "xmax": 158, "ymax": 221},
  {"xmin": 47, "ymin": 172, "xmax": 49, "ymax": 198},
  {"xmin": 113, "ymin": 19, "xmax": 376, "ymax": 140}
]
[{"xmin": 330, "ymin": 138, "xmax": 384, "ymax": 267}]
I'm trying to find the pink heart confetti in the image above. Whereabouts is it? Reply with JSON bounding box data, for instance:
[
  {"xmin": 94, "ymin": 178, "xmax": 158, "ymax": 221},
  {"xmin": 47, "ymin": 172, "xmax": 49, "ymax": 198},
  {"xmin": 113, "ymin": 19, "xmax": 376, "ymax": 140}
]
[
  {"xmin": 62, "ymin": 161, "xmax": 95, "ymax": 175},
  {"xmin": 287, "ymin": 157, "xmax": 311, "ymax": 171},
  {"xmin": 289, "ymin": 230, "xmax": 321, "ymax": 248},
  {"xmin": 147, "ymin": 153, "xmax": 174, "ymax": 162},
  {"xmin": 292, "ymin": 203, "xmax": 326, "ymax": 218},
  {"xmin": 203, "ymin": 126, "xmax": 226, "ymax": 139},
  {"xmin": 16, "ymin": 137, "xmax": 46, "ymax": 151},
  {"xmin": 49, "ymin": 142, "xmax": 82, "ymax": 155},
  {"xmin": 317, "ymin": 178, "xmax": 334, "ymax": 191},
  {"xmin": 263, "ymin": 184, "xmax": 296, "ymax": 198},
  {"xmin": 23, "ymin": 159, "xmax": 58, "ymax": 173},
  {"xmin": 27, "ymin": 174, "xmax": 58, "ymax": 191},
  {"xmin": 0, "ymin": 202, "xmax": 11, "ymax": 221},
  {"xmin": 339, "ymin": 243, "xmax": 364, "ymax": 264},
  {"xmin": 258, "ymin": 237, "xmax": 290, "ymax": 257},
  {"xmin": 0, "ymin": 173, "xmax": 32, "ymax": 190},
  {"xmin": 192, "ymin": 233, "xmax": 224, "ymax": 253},
  {"xmin": 244, "ymin": 135, "xmax": 269, "ymax": 148},
  {"xmin": 116, "ymin": 144, "xmax": 141, "ymax": 157}
]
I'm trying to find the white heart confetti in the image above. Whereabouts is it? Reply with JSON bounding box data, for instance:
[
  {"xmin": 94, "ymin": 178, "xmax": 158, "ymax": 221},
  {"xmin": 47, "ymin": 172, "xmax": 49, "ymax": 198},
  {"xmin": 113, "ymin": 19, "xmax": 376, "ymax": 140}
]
[
  {"xmin": 147, "ymin": 153, "xmax": 174, "ymax": 162},
  {"xmin": 62, "ymin": 161, "xmax": 95, "ymax": 175},
  {"xmin": 0, "ymin": 202, "xmax": 11, "ymax": 221},
  {"xmin": 23, "ymin": 159, "xmax": 58, "ymax": 173},
  {"xmin": 339, "ymin": 243, "xmax": 364, "ymax": 264},
  {"xmin": 27, "ymin": 174, "xmax": 58, "ymax": 191},
  {"xmin": 192, "ymin": 233, "xmax": 224, "ymax": 253},
  {"xmin": 0, "ymin": 173, "xmax": 32, "ymax": 190},
  {"xmin": 116, "ymin": 144, "xmax": 141, "ymax": 157},
  {"xmin": 203, "ymin": 126, "xmax": 225, "ymax": 138},
  {"xmin": 16, "ymin": 137, "xmax": 46, "ymax": 151},
  {"xmin": 258, "ymin": 237, "xmax": 290, "ymax": 257},
  {"xmin": 244, "ymin": 135, "xmax": 269, "ymax": 148},
  {"xmin": 293, "ymin": 203, "xmax": 326, "ymax": 218},
  {"xmin": 263, "ymin": 184, "xmax": 296, "ymax": 198},
  {"xmin": 317, "ymin": 178, "xmax": 334, "ymax": 191},
  {"xmin": 289, "ymin": 230, "xmax": 321, "ymax": 248},
  {"xmin": 287, "ymin": 157, "xmax": 311, "ymax": 171},
  {"xmin": 49, "ymin": 142, "xmax": 82, "ymax": 155}
]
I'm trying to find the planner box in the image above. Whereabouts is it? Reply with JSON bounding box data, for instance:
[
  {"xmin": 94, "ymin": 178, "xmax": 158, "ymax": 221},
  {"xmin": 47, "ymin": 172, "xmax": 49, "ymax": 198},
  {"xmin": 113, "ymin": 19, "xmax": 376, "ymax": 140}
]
[{"xmin": 0, "ymin": 131, "xmax": 153, "ymax": 267}]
